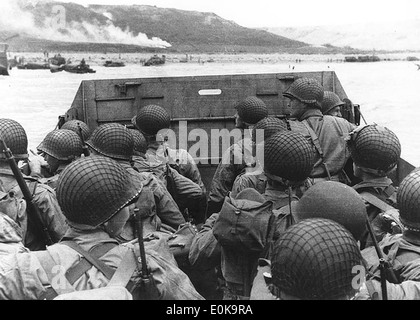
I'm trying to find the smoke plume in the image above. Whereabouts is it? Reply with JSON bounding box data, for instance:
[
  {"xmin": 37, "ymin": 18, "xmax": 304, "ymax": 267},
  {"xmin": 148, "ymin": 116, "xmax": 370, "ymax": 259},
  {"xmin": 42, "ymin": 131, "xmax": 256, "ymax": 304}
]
[{"xmin": 0, "ymin": 0, "xmax": 172, "ymax": 48}]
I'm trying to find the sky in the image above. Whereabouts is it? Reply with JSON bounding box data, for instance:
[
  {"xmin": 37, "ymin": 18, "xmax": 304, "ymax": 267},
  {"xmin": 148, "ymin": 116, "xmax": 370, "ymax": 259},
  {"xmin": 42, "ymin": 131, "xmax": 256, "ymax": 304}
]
[{"xmin": 57, "ymin": 0, "xmax": 420, "ymax": 28}]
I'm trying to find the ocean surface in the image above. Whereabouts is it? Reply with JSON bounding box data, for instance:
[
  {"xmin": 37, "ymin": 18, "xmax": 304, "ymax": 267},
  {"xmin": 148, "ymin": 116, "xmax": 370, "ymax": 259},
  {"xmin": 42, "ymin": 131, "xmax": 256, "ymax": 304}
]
[{"xmin": 1, "ymin": 58, "xmax": 420, "ymax": 167}]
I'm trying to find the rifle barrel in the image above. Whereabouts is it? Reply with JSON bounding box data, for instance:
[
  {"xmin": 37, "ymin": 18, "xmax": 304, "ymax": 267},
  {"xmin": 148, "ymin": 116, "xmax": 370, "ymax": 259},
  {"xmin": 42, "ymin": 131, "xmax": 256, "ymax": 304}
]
[
  {"xmin": 77, "ymin": 123, "xmax": 90, "ymax": 157},
  {"xmin": 365, "ymin": 218, "xmax": 399, "ymax": 286},
  {"xmin": 134, "ymin": 208, "xmax": 149, "ymax": 278}
]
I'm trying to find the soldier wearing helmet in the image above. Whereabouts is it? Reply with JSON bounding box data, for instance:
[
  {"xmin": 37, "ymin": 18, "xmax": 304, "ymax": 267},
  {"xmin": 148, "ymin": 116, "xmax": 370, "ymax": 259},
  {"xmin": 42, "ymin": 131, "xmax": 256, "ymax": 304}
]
[
  {"xmin": 189, "ymin": 130, "xmax": 315, "ymax": 300},
  {"xmin": 60, "ymin": 119, "xmax": 91, "ymax": 142},
  {"xmin": 359, "ymin": 169, "xmax": 420, "ymax": 300},
  {"xmin": 207, "ymin": 96, "xmax": 269, "ymax": 217},
  {"xmin": 349, "ymin": 124, "xmax": 402, "ymax": 249},
  {"xmin": 0, "ymin": 118, "xmax": 68, "ymax": 251},
  {"xmin": 36, "ymin": 129, "xmax": 84, "ymax": 190},
  {"xmin": 283, "ymin": 77, "xmax": 357, "ymax": 184},
  {"xmin": 0, "ymin": 156, "xmax": 204, "ymax": 300},
  {"xmin": 321, "ymin": 91, "xmax": 344, "ymax": 117},
  {"xmin": 252, "ymin": 218, "xmax": 364, "ymax": 300},
  {"xmin": 294, "ymin": 181, "xmax": 368, "ymax": 242},
  {"xmin": 130, "ymin": 128, "xmax": 205, "ymax": 225},
  {"xmin": 130, "ymin": 128, "xmax": 147, "ymax": 157},
  {"xmin": 86, "ymin": 122, "xmax": 186, "ymax": 231},
  {"xmin": 132, "ymin": 105, "xmax": 207, "ymax": 224},
  {"xmin": 231, "ymin": 117, "xmax": 288, "ymax": 198}
]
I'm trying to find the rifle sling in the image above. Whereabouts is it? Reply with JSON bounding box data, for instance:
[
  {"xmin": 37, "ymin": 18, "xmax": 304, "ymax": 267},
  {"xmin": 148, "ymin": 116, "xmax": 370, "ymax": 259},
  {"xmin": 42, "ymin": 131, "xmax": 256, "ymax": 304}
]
[{"xmin": 359, "ymin": 192, "xmax": 396, "ymax": 212}]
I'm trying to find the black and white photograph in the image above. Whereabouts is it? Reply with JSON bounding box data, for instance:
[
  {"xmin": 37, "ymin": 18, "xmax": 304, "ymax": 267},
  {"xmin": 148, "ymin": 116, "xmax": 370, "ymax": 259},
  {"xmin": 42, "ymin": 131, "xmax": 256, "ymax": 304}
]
[{"xmin": 0, "ymin": 0, "xmax": 420, "ymax": 310}]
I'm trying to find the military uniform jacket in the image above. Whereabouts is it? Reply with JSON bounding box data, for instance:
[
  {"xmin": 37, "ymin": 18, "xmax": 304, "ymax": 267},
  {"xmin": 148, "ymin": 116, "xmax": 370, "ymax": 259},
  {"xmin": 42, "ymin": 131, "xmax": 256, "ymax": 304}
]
[
  {"xmin": 361, "ymin": 233, "xmax": 420, "ymax": 300},
  {"xmin": 208, "ymin": 135, "xmax": 255, "ymax": 213},
  {"xmin": 289, "ymin": 110, "xmax": 356, "ymax": 179},
  {"xmin": 0, "ymin": 169, "xmax": 68, "ymax": 251},
  {"xmin": 0, "ymin": 228, "xmax": 204, "ymax": 300}
]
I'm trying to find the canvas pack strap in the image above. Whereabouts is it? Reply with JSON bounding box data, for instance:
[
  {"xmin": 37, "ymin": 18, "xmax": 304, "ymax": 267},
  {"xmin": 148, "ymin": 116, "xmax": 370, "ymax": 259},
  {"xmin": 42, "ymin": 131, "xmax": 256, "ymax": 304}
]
[
  {"xmin": 302, "ymin": 120, "xmax": 332, "ymax": 180},
  {"xmin": 33, "ymin": 249, "xmax": 75, "ymax": 300},
  {"xmin": 107, "ymin": 248, "xmax": 138, "ymax": 289},
  {"xmin": 63, "ymin": 242, "xmax": 118, "ymax": 285},
  {"xmin": 60, "ymin": 240, "xmax": 116, "ymax": 282}
]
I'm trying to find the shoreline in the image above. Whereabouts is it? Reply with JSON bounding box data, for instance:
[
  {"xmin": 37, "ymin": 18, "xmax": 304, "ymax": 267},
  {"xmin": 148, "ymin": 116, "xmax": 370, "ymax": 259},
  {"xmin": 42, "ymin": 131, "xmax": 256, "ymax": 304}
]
[{"xmin": 8, "ymin": 51, "xmax": 420, "ymax": 67}]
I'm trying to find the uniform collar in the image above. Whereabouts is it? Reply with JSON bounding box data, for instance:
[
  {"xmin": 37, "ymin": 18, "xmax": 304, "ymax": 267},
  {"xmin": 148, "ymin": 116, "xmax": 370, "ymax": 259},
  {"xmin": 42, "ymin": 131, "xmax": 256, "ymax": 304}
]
[{"xmin": 299, "ymin": 108, "xmax": 323, "ymax": 121}]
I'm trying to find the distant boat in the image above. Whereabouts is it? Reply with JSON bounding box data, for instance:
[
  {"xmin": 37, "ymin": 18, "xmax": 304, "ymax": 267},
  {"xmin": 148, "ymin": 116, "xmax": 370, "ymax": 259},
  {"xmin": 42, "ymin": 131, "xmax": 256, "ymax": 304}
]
[
  {"xmin": 64, "ymin": 66, "xmax": 96, "ymax": 74},
  {"xmin": 17, "ymin": 63, "xmax": 50, "ymax": 70},
  {"xmin": 144, "ymin": 54, "xmax": 166, "ymax": 66},
  {"xmin": 345, "ymin": 55, "xmax": 380, "ymax": 63},
  {"xmin": 49, "ymin": 54, "xmax": 67, "ymax": 66},
  {"xmin": 50, "ymin": 64, "xmax": 96, "ymax": 74},
  {"xmin": 104, "ymin": 60, "xmax": 125, "ymax": 67}
]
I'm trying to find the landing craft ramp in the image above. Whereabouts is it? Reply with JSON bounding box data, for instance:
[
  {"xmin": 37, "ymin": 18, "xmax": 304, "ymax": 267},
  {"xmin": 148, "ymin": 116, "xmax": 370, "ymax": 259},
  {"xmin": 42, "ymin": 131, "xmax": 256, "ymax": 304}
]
[{"xmin": 61, "ymin": 71, "xmax": 413, "ymax": 191}]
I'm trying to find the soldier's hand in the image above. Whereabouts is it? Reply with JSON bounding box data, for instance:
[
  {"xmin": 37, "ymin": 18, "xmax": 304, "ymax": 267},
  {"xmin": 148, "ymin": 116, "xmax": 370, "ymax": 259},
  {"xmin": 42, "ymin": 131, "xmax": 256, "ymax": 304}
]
[{"xmin": 28, "ymin": 149, "xmax": 48, "ymax": 177}]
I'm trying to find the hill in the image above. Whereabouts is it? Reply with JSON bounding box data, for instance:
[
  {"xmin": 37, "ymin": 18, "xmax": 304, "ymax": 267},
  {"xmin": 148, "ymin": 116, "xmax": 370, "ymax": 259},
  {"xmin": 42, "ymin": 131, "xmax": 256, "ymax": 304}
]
[
  {"xmin": 0, "ymin": 1, "xmax": 315, "ymax": 54},
  {"xmin": 265, "ymin": 20, "xmax": 420, "ymax": 52}
]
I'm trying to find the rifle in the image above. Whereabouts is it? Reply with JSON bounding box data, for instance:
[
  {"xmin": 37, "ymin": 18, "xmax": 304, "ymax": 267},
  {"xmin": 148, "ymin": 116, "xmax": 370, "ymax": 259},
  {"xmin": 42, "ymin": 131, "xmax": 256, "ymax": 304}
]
[
  {"xmin": 365, "ymin": 217, "xmax": 399, "ymax": 300},
  {"xmin": 0, "ymin": 137, "xmax": 53, "ymax": 247},
  {"xmin": 354, "ymin": 104, "xmax": 368, "ymax": 126},
  {"xmin": 133, "ymin": 197, "xmax": 160, "ymax": 300},
  {"xmin": 77, "ymin": 122, "xmax": 90, "ymax": 157}
]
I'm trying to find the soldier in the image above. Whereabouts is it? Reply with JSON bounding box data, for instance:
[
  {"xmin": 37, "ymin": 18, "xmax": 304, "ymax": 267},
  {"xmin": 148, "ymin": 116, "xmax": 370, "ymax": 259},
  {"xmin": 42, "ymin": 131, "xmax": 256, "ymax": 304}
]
[
  {"xmin": 190, "ymin": 130, "xmax": 315, "ymax": 300},
  {"xmin": 60, "ymin": 120, "xmax": 91, "ymax": 142},
  {"xmin": 85, "ymin": 122, "xmax": 186, "ymax": 232},
  {"xmin": 0, "ymin": 118, "xmax": 68, "ymax": 251},
  {"xmin": 359, "ymin": 168, "xmax": 420, "ymax": 300},
  {"xmin": 348, "ymin": 124, "xmax": 403, "ymax": 249},
  {"xmin": 231, "ymin": 116, "xmax": 287, "ymax": 197},
  {"xmin": 130, "ymin": 127, "xmax": 205, "ymax": 225},
  {"xmin": 250, "ymin": 182, "xmax": 369, "ymax": 300},
  {"xmin": 283, "ymin": 77, "xmax": 357, "ymax": 184},
  {"xmin": 321, "ymin": 91, "xmax": 344, "ymax": 117},
  {"xmin": 207, "ymin": 96, "xmax": 268, "ymax": 216},
  {"xmin": 0, "ymin": 156, "xmax": 204, "ymax": 300},
  {"xmin": 130, "ymin": 128, "xmax": 148, "ymax": 158},
  {"xmin": 260, "ymin": 218, "xmax": 364, "ymax": 300},
  {"xmin": 293, "ymin": 180, "xmax": 368, "ymax": 243},
  {"xmin": 35, "ymin": 129, "xmax": 84, "ymax": 190},
  {"xmin": 132, "ymin": 105, "xmax": 207, "ymax": 224}
]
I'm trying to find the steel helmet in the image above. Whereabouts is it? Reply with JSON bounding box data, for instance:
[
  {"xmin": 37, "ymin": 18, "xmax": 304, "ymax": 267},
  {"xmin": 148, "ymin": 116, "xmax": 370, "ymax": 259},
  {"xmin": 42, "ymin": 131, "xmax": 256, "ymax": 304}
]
[
  {"xmin": 131, "ymin": 105, "xmax": 171, "ymax": 136},
  {"xmin": 37, "ymin": 129, "xmax": 83, "ymax": 161},
  {"xmin": 321, "ymin": 91, "xmax": 344, "ymax": 115},
  {"xmin": 86, "ymin": 123, "xmax": 134, "ymax": 161},
  {"xmin": 397, "ymin": 169, "xmax": 420, "ymax": 231},
  {"xmin": 271, "ymin": 218, "xmax": 362, "ymax": 300},
  {"xmin": 264, "ymin": 131, "xmax": 314, "ymax": 182},
  {"xmin": 0, "ymin": 118, "xmax": 28, "ymax": 160},
  {"xmin": 235, "ymin": 96, "xmax": 268, "ymax": 125},
  {"xmin": 56, "ymin": 156, "xmax": 142, "ymax": 227},
  {"xmin": 283, "ymin": 77, "xmax": 324, "ymax": 108},
  {"xmin": 349, "ymin": 124, "xmax": 401, "ymax": 174},
  {"xmin": 295, "ymin": 181, "xmax": 367, "ymax": 241},
  {"xmin": 61, "ymin": 120, "xmax": 91, "ymax": 141},
  {"xmin": 129, "ymin": 129, "xmax": 147, "ymax": 155},
  {"xmin": 251, "ymin": 116, "xmax": 288, "ymax": 144}
]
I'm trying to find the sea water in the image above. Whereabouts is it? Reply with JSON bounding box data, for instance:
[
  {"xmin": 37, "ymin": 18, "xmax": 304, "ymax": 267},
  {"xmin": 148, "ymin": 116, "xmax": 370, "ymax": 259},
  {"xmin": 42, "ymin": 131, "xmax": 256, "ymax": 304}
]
[{"xmin": 0, "ymin": 58, "xmax": 419, "ymax": 167}]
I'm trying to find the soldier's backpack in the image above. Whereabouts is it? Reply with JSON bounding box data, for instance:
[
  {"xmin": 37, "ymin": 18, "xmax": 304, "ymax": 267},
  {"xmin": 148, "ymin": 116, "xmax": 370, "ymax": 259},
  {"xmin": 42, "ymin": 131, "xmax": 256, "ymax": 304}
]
[{"xmin": 213, "ymin": 191, "xmax": 277, "ymax": 254}]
